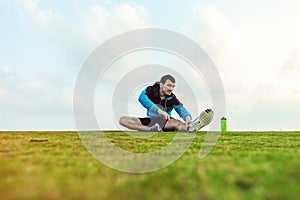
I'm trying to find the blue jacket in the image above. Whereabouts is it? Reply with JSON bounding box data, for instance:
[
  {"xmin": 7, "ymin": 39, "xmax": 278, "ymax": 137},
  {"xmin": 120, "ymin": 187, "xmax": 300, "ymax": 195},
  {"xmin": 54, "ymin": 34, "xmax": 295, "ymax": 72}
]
[{"xmin": 138, "ymin": 82, "xmax": 192, "ymax": 120}]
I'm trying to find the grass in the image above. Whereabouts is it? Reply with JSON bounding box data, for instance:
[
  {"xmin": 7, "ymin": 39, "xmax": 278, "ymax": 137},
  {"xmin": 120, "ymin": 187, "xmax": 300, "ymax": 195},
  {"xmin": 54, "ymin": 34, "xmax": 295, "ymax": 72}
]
[{"xmin": 0, "ymin": 131, "xmax": 300, "ymax": 200}]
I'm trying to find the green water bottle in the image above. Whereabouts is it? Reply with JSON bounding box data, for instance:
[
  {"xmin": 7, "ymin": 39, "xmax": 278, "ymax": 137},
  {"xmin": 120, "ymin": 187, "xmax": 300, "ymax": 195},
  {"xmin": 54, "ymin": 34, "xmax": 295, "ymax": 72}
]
[{"xmin": 221, "ymin": 117, "xmax": 227, "ymax": 132}]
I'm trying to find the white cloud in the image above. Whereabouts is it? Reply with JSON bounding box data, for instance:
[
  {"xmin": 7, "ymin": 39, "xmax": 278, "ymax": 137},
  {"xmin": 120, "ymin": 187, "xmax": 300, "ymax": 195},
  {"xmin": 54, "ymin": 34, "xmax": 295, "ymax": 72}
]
[
  {"xmin": 0, "ymin": 67, "xmax": 71, "ymax": 116},
  {"xmin": 19, "ymin": 0, "xmax": 59, "ymax": 25},
  {"xmin": 16, "ymin": 1, "xmax": 149, "ymax": 65},
  {"xmin": 83, "ymin": 3, "xmax": 148, "ymax": 43},
  {"xmin": 186, "ymin": 4, "xmax": 300, "ymax": 130},
  {"xmin": 17, "ymin": 1, "xmax": 149, "ymax": 45},
  {"xmin": 22, "ymin": 0, "xmax": 38, "ymax": 12},
  {"xmin": 191, "ymin": 4, "xmax": 300, "ymax": 88},
  {"xmin": 114, "ymin": 3, "xmax": 148, "ymax": 27},
  {"xmin": 194, "ymin": 5, "xmax": 241, "ymax": 56},
  {"xmin": 1, "ymin": 1, "xmax": 150, "ymax": 130},
  {"xmin": 0, "ymin": 66, "xmax": 11, "ymax": 74},
  {"xmin": 257, "ymin": 51, "xmax": 300, "ymax": 101}
]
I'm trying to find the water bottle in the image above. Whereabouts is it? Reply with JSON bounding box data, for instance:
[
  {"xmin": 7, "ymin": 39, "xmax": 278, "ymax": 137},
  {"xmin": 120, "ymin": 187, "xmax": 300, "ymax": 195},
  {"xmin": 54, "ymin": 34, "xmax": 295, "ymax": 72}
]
[{"xmin": 221, "ymin": 117, "xmax": 227, "ymax": 132}]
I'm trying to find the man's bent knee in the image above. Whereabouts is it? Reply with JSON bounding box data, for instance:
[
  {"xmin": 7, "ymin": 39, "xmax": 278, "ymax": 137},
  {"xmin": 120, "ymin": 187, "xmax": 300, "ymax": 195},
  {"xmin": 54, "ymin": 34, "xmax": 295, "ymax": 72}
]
[{"xmin": 119, "ymin": 116, "xmax": 128, "ymax": 126}]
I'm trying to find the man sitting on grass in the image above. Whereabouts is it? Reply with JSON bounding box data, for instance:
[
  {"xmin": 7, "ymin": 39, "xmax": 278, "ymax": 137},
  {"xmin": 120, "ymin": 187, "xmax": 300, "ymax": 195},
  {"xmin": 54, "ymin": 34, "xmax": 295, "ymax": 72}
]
[{"xmin": 119, "ymin": 74, "xmax": 213, "ymax": 132}]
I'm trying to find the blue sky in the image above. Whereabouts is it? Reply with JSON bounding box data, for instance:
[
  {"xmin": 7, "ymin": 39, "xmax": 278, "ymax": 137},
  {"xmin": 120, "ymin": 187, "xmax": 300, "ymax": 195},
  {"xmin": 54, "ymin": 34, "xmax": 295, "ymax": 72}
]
[{"xmin": 1, "ymin": 0, "xmax": 300, "ymax": 130}]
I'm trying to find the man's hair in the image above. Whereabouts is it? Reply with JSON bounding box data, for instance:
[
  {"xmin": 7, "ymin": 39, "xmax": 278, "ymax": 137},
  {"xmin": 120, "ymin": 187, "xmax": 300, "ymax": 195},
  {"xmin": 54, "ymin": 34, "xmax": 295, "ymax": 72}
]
[{"xmin": 160, "ymin": 74, "xmax": 176, "ymax": 84}]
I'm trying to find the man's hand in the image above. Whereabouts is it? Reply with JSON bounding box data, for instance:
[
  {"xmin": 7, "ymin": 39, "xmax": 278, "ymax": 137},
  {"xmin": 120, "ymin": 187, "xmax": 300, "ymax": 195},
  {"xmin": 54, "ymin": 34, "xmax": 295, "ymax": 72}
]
[
  {"xmin": 184, "ymin": 115, "xmax": 192, "ymax": 127},
  {"xmin": 157, "ymin": 110, "xmax": 170, "ymax": 121}
]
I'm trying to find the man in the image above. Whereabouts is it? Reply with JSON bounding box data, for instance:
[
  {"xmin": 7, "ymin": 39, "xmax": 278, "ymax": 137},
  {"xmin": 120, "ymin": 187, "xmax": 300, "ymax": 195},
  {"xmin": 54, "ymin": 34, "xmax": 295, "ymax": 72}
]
[{"xmin": 119, "ymin": 74, "xmax": 212, "ymax": 132}]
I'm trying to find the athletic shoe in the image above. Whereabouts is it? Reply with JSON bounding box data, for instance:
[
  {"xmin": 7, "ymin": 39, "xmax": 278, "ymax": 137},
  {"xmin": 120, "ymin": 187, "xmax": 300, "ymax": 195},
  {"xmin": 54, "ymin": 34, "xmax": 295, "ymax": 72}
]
[
  {"xmin": 187, "ymin": 109, "xmax": 214, "ymax": 133},
  {"xmin": 149, "ymin": 123, "xmax": 162, "ymax": 132}
]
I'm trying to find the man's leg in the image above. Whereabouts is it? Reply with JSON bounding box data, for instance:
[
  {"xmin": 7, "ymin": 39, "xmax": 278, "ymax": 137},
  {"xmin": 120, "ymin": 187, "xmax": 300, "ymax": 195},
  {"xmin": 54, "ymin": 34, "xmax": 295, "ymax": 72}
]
[
  {"xmin": 119, "ymin": 116, "xmax": 150, "ymax": 131},
  {"xmin": 163, "ymin": 118, "xmax": 187, "ymax": 132}
]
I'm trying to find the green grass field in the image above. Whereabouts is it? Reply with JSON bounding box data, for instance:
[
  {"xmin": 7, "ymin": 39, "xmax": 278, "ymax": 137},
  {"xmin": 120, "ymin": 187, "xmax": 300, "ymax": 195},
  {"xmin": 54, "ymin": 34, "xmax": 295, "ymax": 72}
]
[{"xmin": 1, "ymin": 131, "xmax": 300, "ymax": 200}]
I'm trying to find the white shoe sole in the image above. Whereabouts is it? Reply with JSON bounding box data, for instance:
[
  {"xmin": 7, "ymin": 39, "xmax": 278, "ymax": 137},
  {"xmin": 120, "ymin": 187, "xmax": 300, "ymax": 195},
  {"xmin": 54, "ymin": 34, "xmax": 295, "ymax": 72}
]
[{"xmin": 187, "ymin": 109, "xmax": 214, "ymax": 133}]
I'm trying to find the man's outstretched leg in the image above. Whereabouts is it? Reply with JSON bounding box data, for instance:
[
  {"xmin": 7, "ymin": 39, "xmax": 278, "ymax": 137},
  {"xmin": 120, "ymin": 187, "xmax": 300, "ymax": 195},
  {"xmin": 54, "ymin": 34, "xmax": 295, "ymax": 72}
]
[{"xmin": 163, "ymin": 118, "xmax": 187, "ymax": 132}]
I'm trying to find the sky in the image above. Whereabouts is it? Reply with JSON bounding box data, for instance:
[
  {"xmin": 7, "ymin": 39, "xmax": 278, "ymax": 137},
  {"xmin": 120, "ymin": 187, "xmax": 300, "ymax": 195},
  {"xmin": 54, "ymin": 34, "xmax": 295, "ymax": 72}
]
[{"xmin": 1, "ymin": 0, "xmax": 300, "ymax": 131}]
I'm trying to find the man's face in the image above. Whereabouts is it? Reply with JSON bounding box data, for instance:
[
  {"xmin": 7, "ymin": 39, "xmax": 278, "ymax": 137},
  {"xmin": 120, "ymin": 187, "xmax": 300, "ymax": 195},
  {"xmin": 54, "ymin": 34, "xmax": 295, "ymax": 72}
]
[{"xmin": 160, "ymin": 79, "xmax": 176, "ymax": 96}]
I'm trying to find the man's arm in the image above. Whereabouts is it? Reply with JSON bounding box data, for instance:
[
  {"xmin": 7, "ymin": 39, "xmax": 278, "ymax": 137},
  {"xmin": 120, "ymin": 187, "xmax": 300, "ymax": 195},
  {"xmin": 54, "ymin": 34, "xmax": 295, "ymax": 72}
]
[
  {"xmin": 184, "ymin": 115, "xmax": 192, "ymax": 126},
  {"xmin": 175, "ymin": 105, "xmax": 192, "ymax": 127},
  {"xmin": 174, "ymin": 104, "xmax": 192, "ymax": 120},
  {"xmin": 138, "ymin": 88, "xmax": 170, "ymax": 120},
  {"xmin": 172, "ymin": 95, "xmax": 192, "ymax": 126},
  {"xmin": 157, "ymin": 109, "xmax": 170, "ymax": 121}
]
